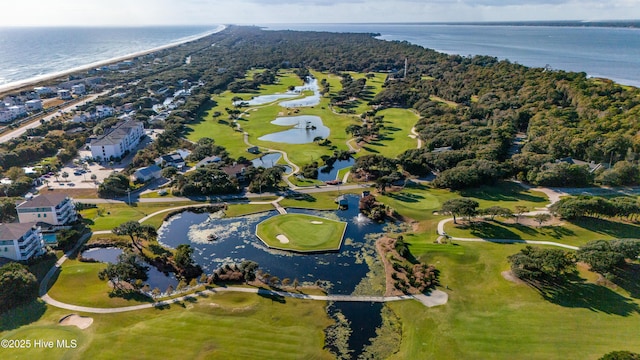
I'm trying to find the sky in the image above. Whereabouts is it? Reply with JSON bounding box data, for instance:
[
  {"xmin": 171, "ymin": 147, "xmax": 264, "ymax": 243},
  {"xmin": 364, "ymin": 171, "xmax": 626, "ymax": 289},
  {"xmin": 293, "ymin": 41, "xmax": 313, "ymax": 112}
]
[{"xmin": 2, "ymin": 0, "xmax": 639, "ymax": 26}]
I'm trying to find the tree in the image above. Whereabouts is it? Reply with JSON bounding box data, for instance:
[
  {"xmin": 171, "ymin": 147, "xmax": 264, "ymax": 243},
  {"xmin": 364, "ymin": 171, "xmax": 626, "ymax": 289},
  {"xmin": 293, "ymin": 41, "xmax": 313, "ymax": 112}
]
[
  {"xmin": 577, "ymin": 239, "xmax": 640, "ymax": 276},
  {"xmin": 61, "ymin": 171, "xmax": 69, "ymax": 182},
  {"xmin": 112, "ymin": 221, "xmax": 156, "ymax": 250},
  {"xmin": 599, "ymin": 351, "xmax": 640, "ymax": 360},
  {"xmin": 174, "ymin": 244, "xmax": 195, "ymax": 269},
  {"xmin": 514, "ymin": 206, "xmax": 528, "ymax": 223},
  {"xmin": 293, "ymin": 278, "xmax": 300, "ymax": 290},
  {"xmin": 508, "ymin": 246, "xmax": 575, "ymax": 280},
  {"xmin": 533, "ymin": 213, "xmax": 552, "ymax": 227},
  {"xmin": 98, "ymin": 172, "xmax": 130, "ymax": 198},
  {"xmin": 0, "ymin": 199, "xmax": 17, "ymax": 222},
  {"xmin": 441, "ymin": 198, "xmax": 479, "ymax": 224},
  {"xmin": 483, "ymin": 206, "xmax": 512, "ymax": 221},
  {"xmin": 98, "ymin": 252, "xmax": 148, "ymax": 292},
  {"xmin": 0, "ymin": 262, "xmax": 38, "ymax": 312},
  {"xmin": 239, "ymin": 260, "xmax": 259, "ymax": 282}
]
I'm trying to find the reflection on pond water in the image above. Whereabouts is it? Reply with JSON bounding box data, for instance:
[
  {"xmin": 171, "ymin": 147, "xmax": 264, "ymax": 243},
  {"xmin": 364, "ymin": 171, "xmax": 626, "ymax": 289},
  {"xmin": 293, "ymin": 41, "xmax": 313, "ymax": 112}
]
[
  {"xmin": 257, "ymin": 115, "xmax": 330, "ymax": 144},
  {"xmin": 251, "ymin": 153, "xmax": 293, "ymax": 174},
  {"xmin": 318, "ymin": 158, "xmax": 355, "ymax": 182},
  {"xmin": 80, "ymin": 247, "xmax": 179, "ymax": 291}
]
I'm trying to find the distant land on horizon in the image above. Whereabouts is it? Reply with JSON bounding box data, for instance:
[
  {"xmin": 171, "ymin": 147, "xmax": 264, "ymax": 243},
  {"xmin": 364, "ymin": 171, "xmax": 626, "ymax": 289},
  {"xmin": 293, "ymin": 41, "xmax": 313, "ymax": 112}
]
[{"xmin": 265, "ymin": 19, "xmax": 640, "ymax": 28}]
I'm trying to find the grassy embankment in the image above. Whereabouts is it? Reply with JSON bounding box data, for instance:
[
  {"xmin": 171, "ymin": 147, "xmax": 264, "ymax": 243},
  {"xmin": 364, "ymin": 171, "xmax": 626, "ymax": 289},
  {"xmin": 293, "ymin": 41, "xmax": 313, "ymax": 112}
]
[{"xmin": 0, "ymin": 292, "xmax": 333, "ymax": 360}]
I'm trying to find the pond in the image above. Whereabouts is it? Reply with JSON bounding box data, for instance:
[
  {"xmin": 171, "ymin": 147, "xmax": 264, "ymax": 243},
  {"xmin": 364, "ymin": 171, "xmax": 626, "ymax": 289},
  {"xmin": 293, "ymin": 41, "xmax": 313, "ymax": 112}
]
[
  {"xmin": 317, "ymin": 158, "xmax": 355, "ymax": 182},
  {"xmin": 257, "ymin": 115, "xmax": 330, "ymax": 144},
  {"xmin": 80, "ymin": 247, "xmax": 179, "ymax": 292},
  {"xmin": 234, "ymin": 93, "xmax": 297, "ymax": 106},
  {"xmin": 251, "ymin": 153, "xmax": 293, "ymax": 174},
  {"xmin": 279, "ymin": 77, "xmax": 321, "ymax": 108},
  {"xmin": 157, "ymin": 194, "xmax": 386, "ymax": 356}
]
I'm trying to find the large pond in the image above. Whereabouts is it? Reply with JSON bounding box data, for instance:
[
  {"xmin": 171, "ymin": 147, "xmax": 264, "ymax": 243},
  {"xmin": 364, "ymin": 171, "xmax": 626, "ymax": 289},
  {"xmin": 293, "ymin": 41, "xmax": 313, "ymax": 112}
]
[
  {"xmin": 81, "ymin": 247, "xmax": 179, "ymax": 292},
  {"xmin": 235, "ymin": 94, "xmax": 297, "ymax": 106},
  {"xmin": 250, "ymin": 153, "xmax": 292, "ymax": 174},
  {"xmin": 318, "ymin": 158, "xmax": 355, "ymax": 182},
  {"xmin": 157, "ymin": 195, "xmax": 381, "ymax": 294},
  {"xmin": 257, "ymin": 115, "xmax": 330, "ymax": 144}
]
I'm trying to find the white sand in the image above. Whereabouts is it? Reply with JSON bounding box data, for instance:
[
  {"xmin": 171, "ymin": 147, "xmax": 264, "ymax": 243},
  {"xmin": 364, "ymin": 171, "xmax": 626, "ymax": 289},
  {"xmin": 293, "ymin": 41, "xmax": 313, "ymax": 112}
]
[
  {"xmin": 310, "ymin": 221, "xmax": 324, "ymax": 224},
  {"xmin": 276, "ymin": 234, "xmax": 290, "ymax": 244},
  {"xmin": 59, "ymin": 314, "xmax": 93, "ymax": 330}
]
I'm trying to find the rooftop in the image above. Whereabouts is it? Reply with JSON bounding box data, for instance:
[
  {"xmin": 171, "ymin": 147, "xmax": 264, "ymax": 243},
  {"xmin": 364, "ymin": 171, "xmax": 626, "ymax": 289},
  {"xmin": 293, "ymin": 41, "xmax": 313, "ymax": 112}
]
[
  {"xmin": 0, "ymin": 222, "xmax": 38, "ymax": 241},
  {"xmin": 17, "ymin": 193, "xmax": 70, "ymax": 209},
  {"xmin": 91, "ymin": 120, "xmax": 143, "ymax": 146}
]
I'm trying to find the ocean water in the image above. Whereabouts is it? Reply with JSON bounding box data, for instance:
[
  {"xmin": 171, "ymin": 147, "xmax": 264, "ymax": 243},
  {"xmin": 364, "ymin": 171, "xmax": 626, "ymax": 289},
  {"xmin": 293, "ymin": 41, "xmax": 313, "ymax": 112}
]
[
  {"xmin": 264, "ymin": 23, "xmax": 640, "ymax": 87},
  {"xmin": 0, "ymin": 26, "xmax": 219, "ymax": 89}
]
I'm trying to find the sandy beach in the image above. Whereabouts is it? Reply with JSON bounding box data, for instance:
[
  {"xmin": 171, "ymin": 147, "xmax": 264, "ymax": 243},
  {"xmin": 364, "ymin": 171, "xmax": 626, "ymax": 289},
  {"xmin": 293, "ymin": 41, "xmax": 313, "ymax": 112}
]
[{"xmin": 0, "ymin": 25, "xmax": 227, "ymax": 95}]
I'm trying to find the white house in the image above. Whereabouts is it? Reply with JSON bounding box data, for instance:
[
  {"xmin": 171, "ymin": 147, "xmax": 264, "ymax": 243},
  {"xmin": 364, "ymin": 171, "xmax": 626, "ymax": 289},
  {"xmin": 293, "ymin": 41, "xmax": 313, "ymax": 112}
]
[
  {"xmin": 0, "ymin": 223, "xmax": 45, "ymax": 261},
  {"xmin": 132, "ymin": 164, "xmax": 162, "ymax": 182},
  {"xmin": 25, "ymin": 99, "xmax": 43, "ymax": 112},
  {"xmin": 0, "ymin": 110, "xmax": 13, "ymax": 123},
  {"xmin": 34, "ymin": 87, "xmax": 54, "ymax": 96},
  {"xmin": 8, "ymin": 105, "xmax": 27, "ymax": 118},
  {"xmin": 90, "ymin": 120, "xmax": 144, "ymax": 161},
  {"xmin": 16, "ymin": 193, "xmax": 78, "ymax": 226},
  {"xmin": 72, "ymin": 84, "xmax": 86, "ymax": 95},
  {"xmin": 94, "ymin": 105, "xmax": 115, "ymax": 119},
  {"xmin": 58, "ymin": 89, "xmax": 72, "ymax": 100}
]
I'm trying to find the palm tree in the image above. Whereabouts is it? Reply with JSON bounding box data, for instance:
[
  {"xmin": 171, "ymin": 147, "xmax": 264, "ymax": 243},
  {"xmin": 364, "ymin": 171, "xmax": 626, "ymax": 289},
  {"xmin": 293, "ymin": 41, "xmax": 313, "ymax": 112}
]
[{"xmin": 61, "ymin": 172, "xmax": 69, "ymax": 182}]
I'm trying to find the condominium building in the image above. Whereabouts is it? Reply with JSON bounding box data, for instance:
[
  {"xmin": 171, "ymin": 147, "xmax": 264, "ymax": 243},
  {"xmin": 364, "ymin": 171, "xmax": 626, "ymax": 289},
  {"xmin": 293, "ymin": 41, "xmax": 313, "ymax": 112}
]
[
  {"xmin": 0, "ymin": 223, "xmax": 45, "ymax": 261},
  {"xmin": 90, "ymin": 120, "xmax": 144, "ymax": 161},
  {"xmin": 16, "ymin": 193, "xmax": 78, "ymax": 226}
]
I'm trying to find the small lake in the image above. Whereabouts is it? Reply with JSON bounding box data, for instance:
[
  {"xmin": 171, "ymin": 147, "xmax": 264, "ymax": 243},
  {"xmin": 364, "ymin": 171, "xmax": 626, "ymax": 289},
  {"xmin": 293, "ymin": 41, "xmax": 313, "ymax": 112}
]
[
  {"xmin": 251, "ymin": 153, "xmax": 293, "ymax": 174},
  {"xmin": 279, "ymin": 78, "xmax": 321, "ymax": 108},
  {"xmin": 81, "ymin": 247, "xmax": 179, "ymax": 292},
  {"xmin": 318, "ymin": 158, "xmax": 355, "ymax": 182},
  {"xmin": 257, "ymin": 115, "xmax": 330, "ymax": 144},
  {"xmin": 234, "ymin": 94, "xmax": 297, "ymax": 106}
]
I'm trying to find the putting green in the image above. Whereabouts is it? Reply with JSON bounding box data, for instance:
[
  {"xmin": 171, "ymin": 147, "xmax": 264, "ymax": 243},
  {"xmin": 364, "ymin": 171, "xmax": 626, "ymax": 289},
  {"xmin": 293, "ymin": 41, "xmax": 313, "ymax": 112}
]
[{"xmin": 256, "ymin": 213, "xmax": 347, "ymax": 252}]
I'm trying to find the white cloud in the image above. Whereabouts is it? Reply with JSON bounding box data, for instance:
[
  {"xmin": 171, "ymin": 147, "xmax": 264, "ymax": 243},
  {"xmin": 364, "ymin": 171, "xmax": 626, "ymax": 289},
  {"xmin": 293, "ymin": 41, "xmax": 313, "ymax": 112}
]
[{"xmin": 1, "ymin": 0, "xmax": 639, "ymax": 26}]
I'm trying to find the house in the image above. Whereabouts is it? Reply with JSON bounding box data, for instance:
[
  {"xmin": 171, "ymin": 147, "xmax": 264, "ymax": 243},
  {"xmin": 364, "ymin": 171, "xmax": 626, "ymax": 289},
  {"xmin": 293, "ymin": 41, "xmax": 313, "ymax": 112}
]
[
  {"xmin": 58, "ymin": 89, "xmax": 72, "ymax": 100},
  {"xmin": 156, "ymin": 152, "xmax": 187, "ymax": 170},
  {"xmin": 90, "ymin": 120, "xmax": 144, "ymax": 161},
  {"xmin": 195, "ymin": 155, "xmax": 222, "ymax": 168},
  {"xmin": 16, "ymin": 193, "xmax": 78, "ymax": 226},
  {"xmin": 71, "ymin": 84, "xmax": 86, "ymax": 95},
  {"xmin": 557, "ymin": 157, "xmax": 607, "ymax": 173},
  {"xmin": 0, "ymin": 223, "xmax": 45, "ymax": 261},
  {"xmin": 247, "ymin": 146, "xmax": 260, "ymax": 154},
  {"xmin": 34, "ymin": 87, "xmax": 54, "ymax": 96},
  {"xmin": 25, "ymin": 99, "xmax": 43, "ymax": 112},
  {"xmin": 221, "ymin": 164, "xmax": 247, "ymax": 182},
  {"xmin": 7, "ymin": 105, "xmax": 27, "ymax": 118},
  {"xmin": 132, "ymin": 164, "xmax": 162, "ymax": 182},
  {"xmin": 94, "ymin": 105, "xmax": 115, "ymax": 119},
  {"xmin": 0, "ymin": 110, "xmax": 13, "ymax": 123}
]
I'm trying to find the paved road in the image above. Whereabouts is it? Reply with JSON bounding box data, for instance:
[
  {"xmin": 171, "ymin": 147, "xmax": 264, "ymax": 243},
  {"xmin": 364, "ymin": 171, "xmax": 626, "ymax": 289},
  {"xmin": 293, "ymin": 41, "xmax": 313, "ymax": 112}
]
[{"xmin": 0, "ymin": 92, "xmax": 107, "ymax": 144}]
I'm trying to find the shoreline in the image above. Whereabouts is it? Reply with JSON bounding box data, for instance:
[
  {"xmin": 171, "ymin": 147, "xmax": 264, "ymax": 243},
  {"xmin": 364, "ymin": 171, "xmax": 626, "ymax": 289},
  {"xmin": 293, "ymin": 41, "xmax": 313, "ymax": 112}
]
[{"xmin": 0, "ymin": 25, "xmax": 227, "ymax": 95}]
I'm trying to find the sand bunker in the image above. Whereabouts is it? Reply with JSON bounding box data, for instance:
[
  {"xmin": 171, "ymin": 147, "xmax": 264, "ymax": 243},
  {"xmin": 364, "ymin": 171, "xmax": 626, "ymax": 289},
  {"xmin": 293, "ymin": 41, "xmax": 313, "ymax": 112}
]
[
  {"xmin": 276, "ymin": 234, "xmax": 290, "ymax": 244},
  {"xmin": 59, "ymin": 314, "xmax": 93, "ymax": 329},
  {"xmin": 310, "ymin": 221, "xmax": 323, "ymax": 224}
]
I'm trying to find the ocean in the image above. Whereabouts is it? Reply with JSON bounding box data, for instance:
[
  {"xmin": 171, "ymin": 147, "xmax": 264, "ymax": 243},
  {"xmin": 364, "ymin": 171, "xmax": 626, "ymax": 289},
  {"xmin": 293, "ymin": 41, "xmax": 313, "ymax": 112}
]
[
  {"xmin": 264, "ymin": 23, "xmax": 640, "ymax": 87},
  {"xmin": 0, "ymin": 26, "xmax": 220, "ymax": 91},
  {"xmin": 0, "ymin": 24, "xmax": 639, "ymax": 90}
]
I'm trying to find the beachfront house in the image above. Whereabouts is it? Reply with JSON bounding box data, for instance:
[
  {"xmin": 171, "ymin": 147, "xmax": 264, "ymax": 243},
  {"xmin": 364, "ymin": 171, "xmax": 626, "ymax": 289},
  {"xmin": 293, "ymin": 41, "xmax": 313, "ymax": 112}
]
[
  {"xmin": 58, "ymin": 89, "xmax": 72, "ymax": 100},
  {"xmin": 0, "ymin": 223, "xmax": 45, "ymax": 261},
  {"xmin": 25, "ymin": 99, "xmax": 43, "ymax": 112},
  {"xmin": 72, "ymin": 84, "xmax": 86, "ymax": 95},
  {"xmin": 90, "ymin": 120, "xmax": 144, "ymax": 161},
  {"xmin": 16, "ymin": 193, "xmax": 78, "ymax": 226}
]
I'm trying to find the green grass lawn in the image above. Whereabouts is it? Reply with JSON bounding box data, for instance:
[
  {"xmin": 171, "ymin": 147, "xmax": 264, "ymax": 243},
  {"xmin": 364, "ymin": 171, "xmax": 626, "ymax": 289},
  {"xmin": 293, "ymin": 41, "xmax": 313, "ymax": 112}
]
[
  {"xmin": 224, "ymin": 203, "xmax": 275, "ymax": 217},
  {"xmin": 1, "ymin": 292, "xmax": 333, "ymax": 360},
  {"xmin": 279, "ymin": 188, "xmax": 370, "ymax": 210},
  {"xmin": 387, "ymin": 241, "xmax": 640, "ymax": 359},
  {"xmin": 45, "ymin": 259, "xmax": 152, "ymax": 308},
  {"xmin": 80, "ymin": 202, "xmax": 199, "ymax": 231},
  {"xmin": 444, "ymin": 217, "xmax": 640, "ymax": 247},
  {"xmin": 256, "ymin": 213, "xmax": 347, "ymax": 252},
  {"xmin": 358, "ymin": 108, "xmax": 420, "ymax": 158},
  {"xmin": 377, "ymin": 182, "xmax": 550, "ymax": 221}
]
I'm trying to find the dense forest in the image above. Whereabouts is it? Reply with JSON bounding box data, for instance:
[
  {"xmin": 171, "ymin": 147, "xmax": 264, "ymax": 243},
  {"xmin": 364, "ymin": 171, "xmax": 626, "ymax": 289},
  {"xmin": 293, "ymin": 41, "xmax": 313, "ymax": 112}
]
[{"xmin": 2, "ymin": 25, "xmax": 640, "ymax": 191}]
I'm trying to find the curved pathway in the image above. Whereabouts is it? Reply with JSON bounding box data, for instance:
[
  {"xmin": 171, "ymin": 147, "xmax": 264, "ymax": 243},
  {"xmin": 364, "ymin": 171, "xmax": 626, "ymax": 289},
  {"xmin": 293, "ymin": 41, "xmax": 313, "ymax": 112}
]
[
  {"xmin": 242, "ymin": 132, "xmax": 301, "ymax": 189},
  {"xmin": 410, "ymin": 127, "xmax": 423, "ymax": 149},
  {"xmin": 436, "ymin": 217, "xmax": 578, "ymax": 250}
]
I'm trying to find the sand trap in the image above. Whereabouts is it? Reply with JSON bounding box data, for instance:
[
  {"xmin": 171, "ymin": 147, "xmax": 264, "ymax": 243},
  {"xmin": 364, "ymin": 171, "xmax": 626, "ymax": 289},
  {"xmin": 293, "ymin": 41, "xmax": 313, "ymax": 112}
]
[
  {"xmin": 59, "ymin": 314, "xmax": 93, "ymax": 329},
  {"xmin": 310, "ymin": 221, "xmax": 323, "ymax": 224},
  {"xmin": 276, "ymin": 234, "xmax": 290, "ymax": 244}
]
